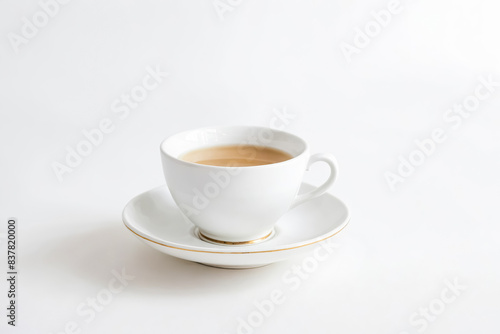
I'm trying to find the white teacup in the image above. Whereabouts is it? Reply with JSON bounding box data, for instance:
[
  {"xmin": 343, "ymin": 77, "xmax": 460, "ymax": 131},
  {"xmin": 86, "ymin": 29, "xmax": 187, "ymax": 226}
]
[{"xmin": 160, "ymin": 126, "xmax": 338, "ymax": 245}]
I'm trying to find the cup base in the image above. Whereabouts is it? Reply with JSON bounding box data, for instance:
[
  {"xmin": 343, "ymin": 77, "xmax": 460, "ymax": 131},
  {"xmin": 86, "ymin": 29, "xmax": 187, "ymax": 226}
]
[{"xmin": 197, "ymin": 229, "xmax": 274, "ymax": 246}]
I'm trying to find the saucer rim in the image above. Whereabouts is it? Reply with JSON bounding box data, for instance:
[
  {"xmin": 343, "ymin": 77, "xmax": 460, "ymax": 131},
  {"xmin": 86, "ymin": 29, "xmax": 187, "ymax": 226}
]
[
  {"xmin": 124, "ymin": 221, "xmax": 349, "ymax": 255},
  {"xmin": 123, "ymin": 184, "xmax": 350, "ymax": 255}
]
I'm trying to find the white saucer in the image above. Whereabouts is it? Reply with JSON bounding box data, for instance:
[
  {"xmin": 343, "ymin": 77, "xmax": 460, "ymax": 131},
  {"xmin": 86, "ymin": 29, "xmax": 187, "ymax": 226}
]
[{"xmin": 122, "ymin": 183, "xmax": 350, "ymax": 269}]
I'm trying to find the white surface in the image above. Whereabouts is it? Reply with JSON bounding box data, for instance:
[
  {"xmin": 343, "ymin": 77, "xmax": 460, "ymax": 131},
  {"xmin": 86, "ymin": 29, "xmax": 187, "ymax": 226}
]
[{"xmin": 1, "ymin": 0, "xmax": 499, "ymax": 333}]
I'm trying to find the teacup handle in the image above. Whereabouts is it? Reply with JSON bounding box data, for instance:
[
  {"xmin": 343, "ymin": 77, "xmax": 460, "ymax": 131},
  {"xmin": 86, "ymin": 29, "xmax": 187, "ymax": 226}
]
[{"xmin": 291, "ymin": 153, "xmax": 338, "ymax": 209}]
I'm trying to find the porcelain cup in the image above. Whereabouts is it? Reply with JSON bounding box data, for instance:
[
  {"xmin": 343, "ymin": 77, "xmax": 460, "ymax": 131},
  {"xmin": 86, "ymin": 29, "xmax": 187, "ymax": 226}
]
[{"xmin": 160, "ymin": 126, "xmax": 338, "ymax": 245}]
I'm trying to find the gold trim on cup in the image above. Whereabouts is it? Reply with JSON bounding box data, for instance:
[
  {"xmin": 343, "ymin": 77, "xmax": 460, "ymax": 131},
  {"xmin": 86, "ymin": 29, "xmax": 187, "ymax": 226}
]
[{"xmin": 198, "ymin": 231, "xmax": 273, "ymax": 246}]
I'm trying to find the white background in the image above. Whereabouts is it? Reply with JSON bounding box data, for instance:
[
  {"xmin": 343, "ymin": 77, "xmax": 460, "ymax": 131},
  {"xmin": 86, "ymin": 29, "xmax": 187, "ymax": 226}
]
[{"xmin": 1, "ymin": 0, "xmax": 499, "ymax": 333}]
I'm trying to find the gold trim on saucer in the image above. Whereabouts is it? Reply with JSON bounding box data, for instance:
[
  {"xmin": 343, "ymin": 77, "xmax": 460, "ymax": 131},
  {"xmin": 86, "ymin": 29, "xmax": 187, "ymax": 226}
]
[
  {"xmin": 124, "ymin": 220, "xmax": 349, "ymax": 255},
  {"xmin": 198, "ymin": 231, "xmax": 273, "ymax": 245}
]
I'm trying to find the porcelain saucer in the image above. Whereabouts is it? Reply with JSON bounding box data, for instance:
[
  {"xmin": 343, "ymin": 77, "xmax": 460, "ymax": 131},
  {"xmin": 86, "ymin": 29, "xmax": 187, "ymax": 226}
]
[{"xmin": 122, "ymin": 183, "xmax": 350, "ymax": 269}]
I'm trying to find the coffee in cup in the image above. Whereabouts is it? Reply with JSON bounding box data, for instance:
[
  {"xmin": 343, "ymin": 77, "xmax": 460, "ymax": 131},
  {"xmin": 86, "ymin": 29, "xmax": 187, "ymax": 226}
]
[{"xmin": 180, "ymin": 144, "xmax": 293, "ymax": 167}]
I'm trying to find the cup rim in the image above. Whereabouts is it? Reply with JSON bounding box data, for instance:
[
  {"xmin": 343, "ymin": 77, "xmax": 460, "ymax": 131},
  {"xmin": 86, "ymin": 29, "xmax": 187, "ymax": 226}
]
[{"xmin": 160, "ymin": 125, "xmax": 309, "ymax": 169}]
